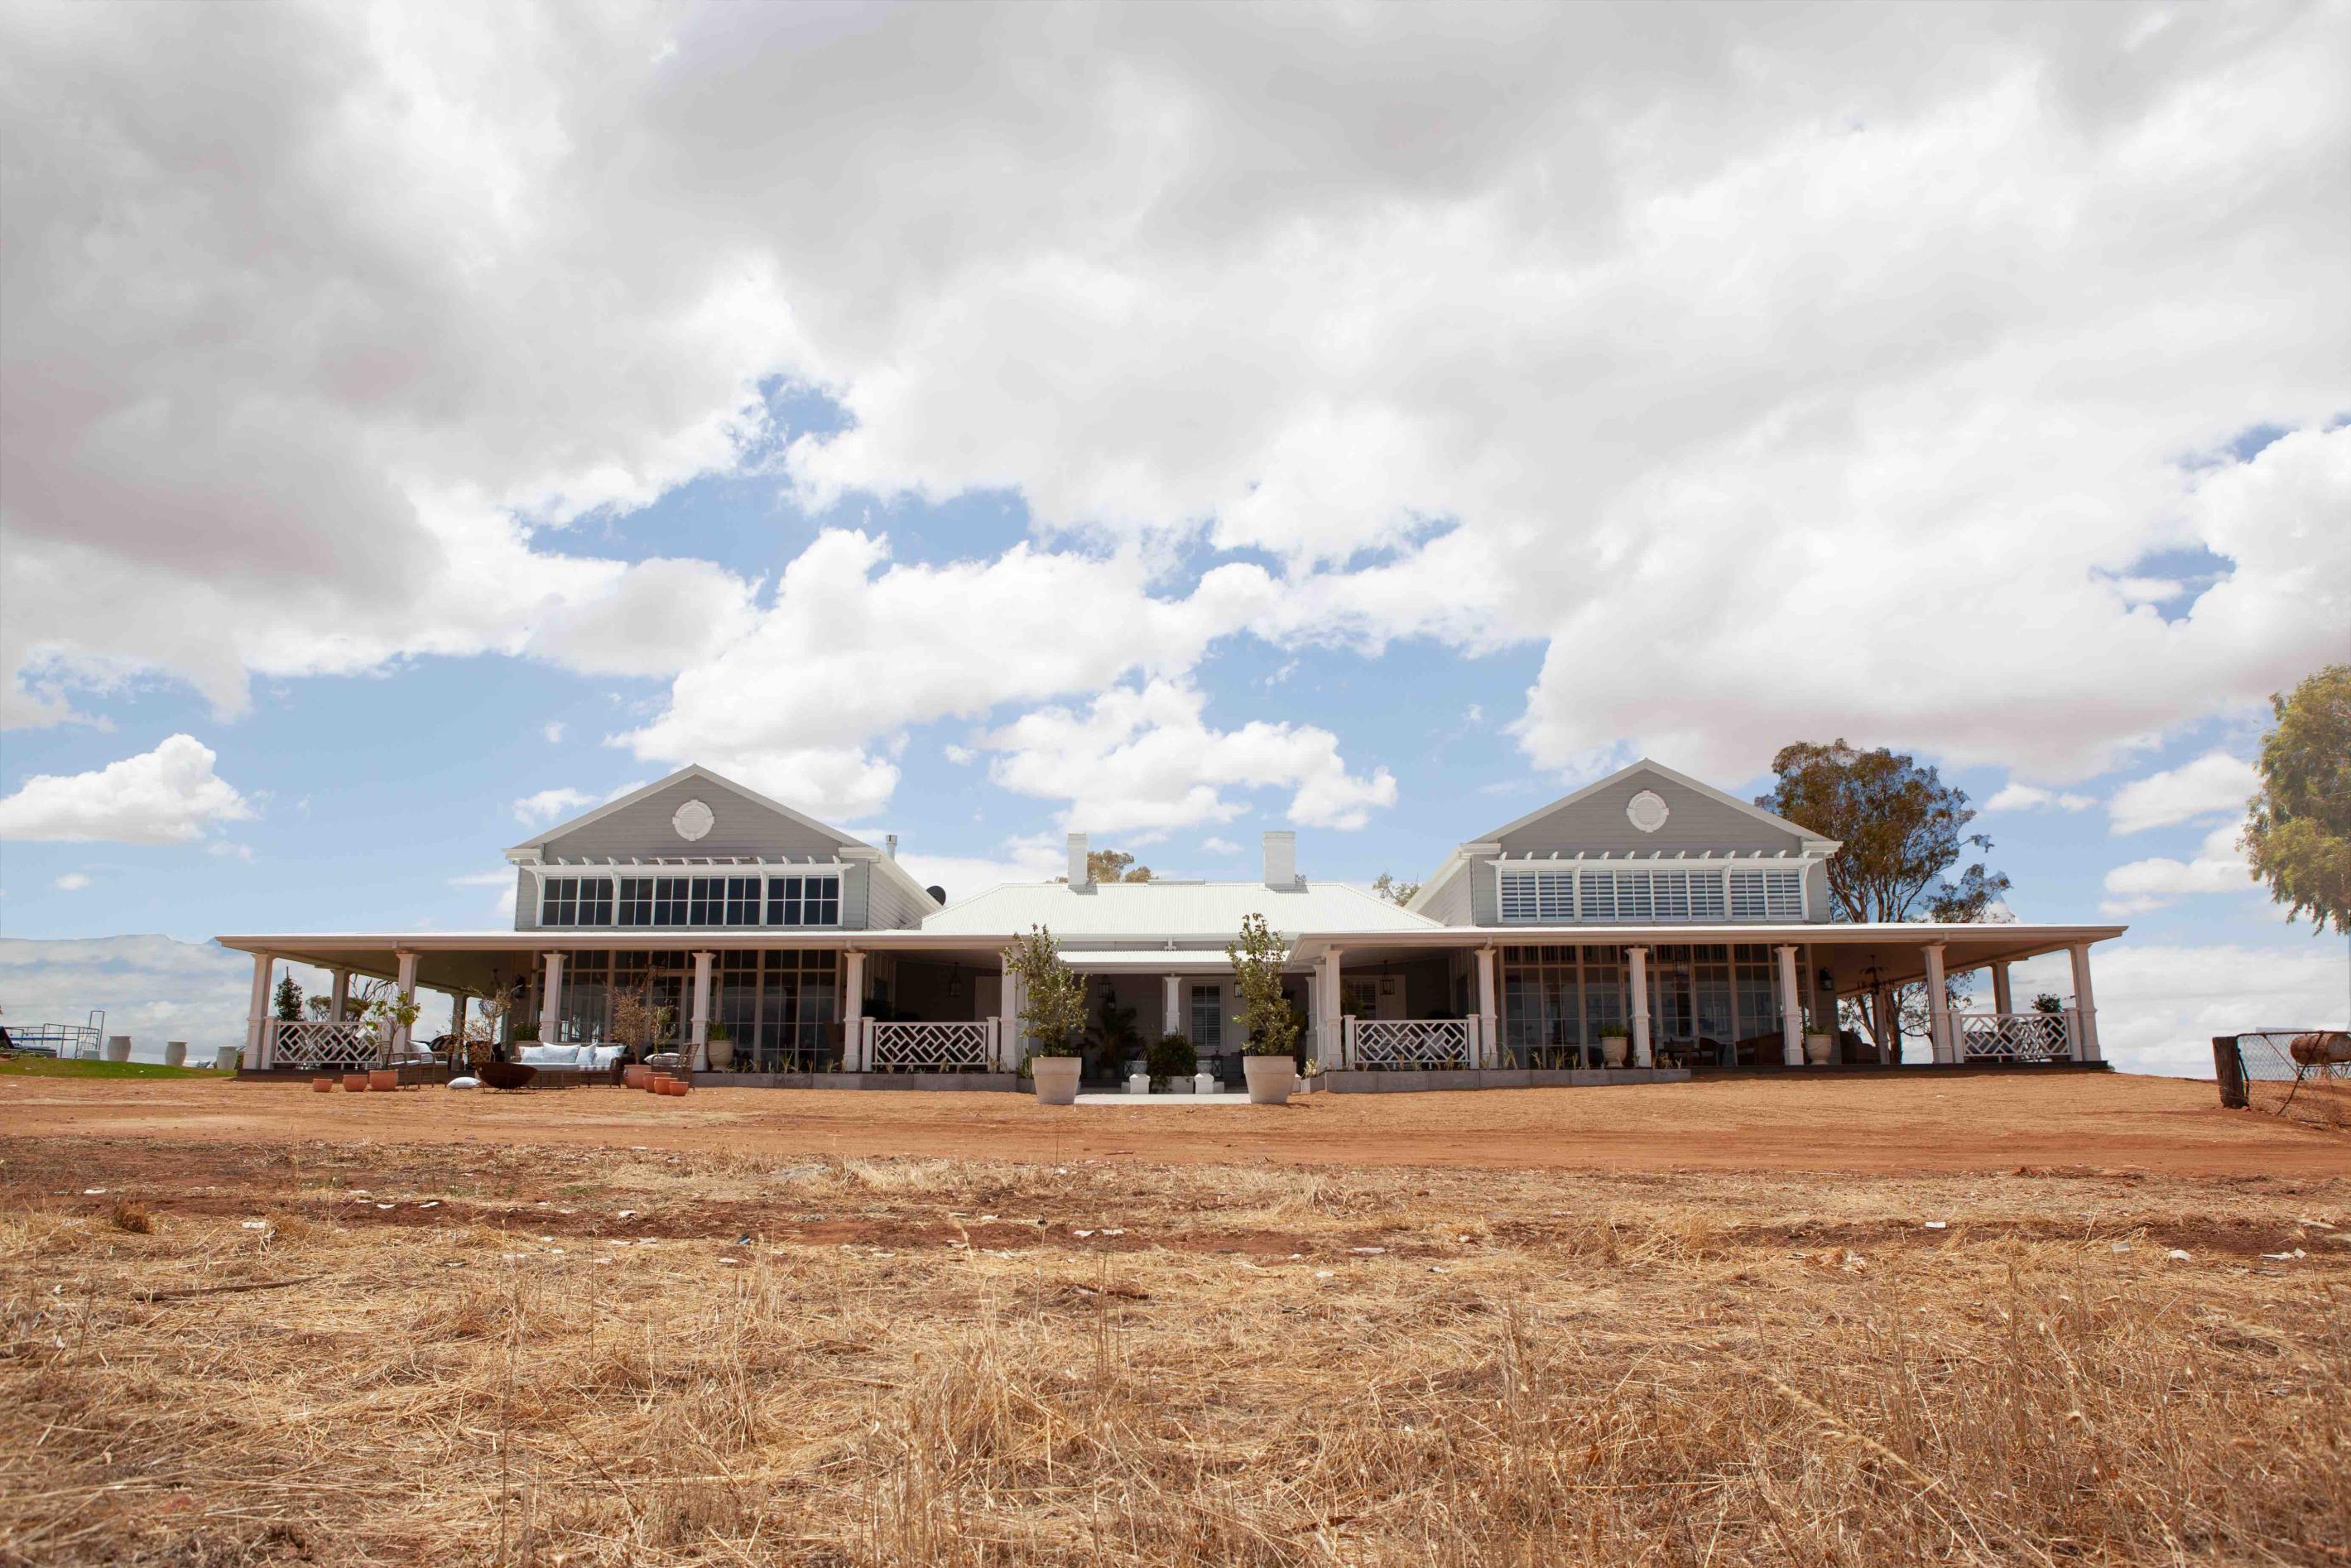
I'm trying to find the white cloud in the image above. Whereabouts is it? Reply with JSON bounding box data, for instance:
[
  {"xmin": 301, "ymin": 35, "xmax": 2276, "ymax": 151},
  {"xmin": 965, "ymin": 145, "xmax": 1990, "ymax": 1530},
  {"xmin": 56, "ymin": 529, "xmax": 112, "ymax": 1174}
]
[
  {"xmin": 2100, "ymin": 822, "xmax": 2251, "ymax": 915},
  {"xmin": 52, "ymin": 872, "xmax": 90, "ymax": 891},
  {"xmin": 2107, "ymin": 750, "xmax": 2260, "ymax": 835},
  {"xmin": 1200, "ymin": 836, "xmax": 1242, "ymax": 855},
  {"xmin": 2004, "ymin": 940, "xmax": 2347, "ymax": 1076},
  {"xmin": 0, "ymin": 735, "xmax": 252, "ymax": 844},
  {"xmin": 448, "ymin": 869, "xmax": 518, "ymax": 919},
  {"xmin": 1985, "ymin": 782, "xmax": 2094, "ymax": 813},
  {"xmin": 512, "ymin": 787, "xmax": 594, "ymax": 827},
  {"xmin": 541, "ymin": 721, "xmax": 566, "ymax": 744},
  {"xmin": 2, "ymin": 1, "xmax": 2346, "ymax": 815},
  {"xmin": 983, "ymin": 681, "xmax": 1397, "ymax": 837},
  {"xmin": 942, "ymin": 744, "xmax": 976, "ymax": 766},
  {"xmin": 895, "ymin": 835, "xmax": 1065, "ymax": 907}
]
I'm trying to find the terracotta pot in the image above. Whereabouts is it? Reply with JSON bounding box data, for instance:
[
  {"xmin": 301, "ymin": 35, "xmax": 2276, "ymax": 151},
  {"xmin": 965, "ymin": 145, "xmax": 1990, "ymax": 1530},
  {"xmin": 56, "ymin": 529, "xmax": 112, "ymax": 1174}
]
[
  {"xmin": 647, "ymin": 1072, "xmax": 671, "ymax": 1094},
  {"xmin": 368, "ymin": 1070, "xmax": 398, "ymax": 1091},
  {"xmin": 310, "ymin": 1076, "xmax": 337, "ymax": 1094},
  {"xmin": 1242, "ymin": 1055, "xmax": 1296, "ymax": 1105},
  {"xmin": 1030, "ymin": 1056, "xmax": 1082, "ymax": 1105},
  {"xmin": 341, "ymin": 1073, "xmax": 370, "ymax": 1092},
  {"xmin": 621, "ymin": 1064, "xmax": 649, "ymax": 1089}
]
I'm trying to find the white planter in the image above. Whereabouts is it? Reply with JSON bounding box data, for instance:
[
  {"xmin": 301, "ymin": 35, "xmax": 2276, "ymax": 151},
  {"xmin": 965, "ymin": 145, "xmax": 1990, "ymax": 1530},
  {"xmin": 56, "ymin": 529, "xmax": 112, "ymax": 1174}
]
[
  {"xmin": 163, "ymin": 1041, "xmax": 188, "ymax": 1068},
  {"xmin": 707, "ymin": 1038, "xmax": 735, "ymax": 1071},
  {"xmin": 1031, "ymin": 1056, "xmax": 1082, "ymax": 1105},
  {"xmin": 1243, "ymin": 1056, "xmax": 1296, "ymax": 1104},
  {"xmin": 1600, "ymin": 1036, "xmax": 1629, "ymax": 1069},
  {"xmin": 1804, "ymin": 1032, "xmax": 1834, "ymax": 1065},
  {"xmin": 214, "ymin": 1046, "xmax": 243, "ymax": 1071},
  {"xmin": 1193, "ymin": 1070, "xmax": 1219, "ymax": 1095},
  {"xmin": 1126, "ymin": 1071, "xmax": 1151, "ymax": 1095}
]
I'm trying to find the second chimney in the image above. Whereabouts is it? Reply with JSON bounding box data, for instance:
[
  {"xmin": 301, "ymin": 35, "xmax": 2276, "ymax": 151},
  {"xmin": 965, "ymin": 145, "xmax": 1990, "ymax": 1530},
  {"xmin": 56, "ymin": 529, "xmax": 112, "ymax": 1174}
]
[
  {"xmin": 1067, "ymin": 831, "xmax": 1090, "ymax": 887},
  {"xmin": 1262, "ymin": 830, "xmax": 1296, "ymax": 888}
]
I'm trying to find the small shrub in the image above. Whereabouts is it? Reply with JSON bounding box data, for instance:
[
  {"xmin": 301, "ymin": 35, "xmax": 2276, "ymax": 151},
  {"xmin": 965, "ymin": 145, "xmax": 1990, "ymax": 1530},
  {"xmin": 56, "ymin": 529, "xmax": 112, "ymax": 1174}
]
[
  {"xmin": 1146, "ymin": 1034, "xmax": 1196, "ymax": 1085},
  {"xmin": 108, "ymin": 1199, "xmax": 153, "ymax": 1234}
]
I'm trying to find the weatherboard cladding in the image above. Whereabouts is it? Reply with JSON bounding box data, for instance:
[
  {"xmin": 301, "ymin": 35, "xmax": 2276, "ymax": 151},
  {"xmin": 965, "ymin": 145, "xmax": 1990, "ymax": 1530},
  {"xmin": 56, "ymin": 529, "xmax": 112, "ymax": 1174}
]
[
  {"xmin": 1492, "ymin": 772, "xmax": 1805, "ymax": 858},
  {"xmin": 535, "ymin": 777, "xmax": 853, "ymax": 863}
]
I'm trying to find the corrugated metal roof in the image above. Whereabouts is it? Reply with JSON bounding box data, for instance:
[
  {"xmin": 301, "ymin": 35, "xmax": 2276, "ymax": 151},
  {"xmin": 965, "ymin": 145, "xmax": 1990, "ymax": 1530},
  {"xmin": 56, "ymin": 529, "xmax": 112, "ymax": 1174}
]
[{"xmin": 921, "ymin": 879, "xmax": 1440, "ymax": 938}]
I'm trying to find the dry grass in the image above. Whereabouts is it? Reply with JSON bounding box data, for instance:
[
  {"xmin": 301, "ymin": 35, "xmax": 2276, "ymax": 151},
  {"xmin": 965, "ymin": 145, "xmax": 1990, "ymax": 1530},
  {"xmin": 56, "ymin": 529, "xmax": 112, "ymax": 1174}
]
[{"xmin": 2, "ymin": 1137, "xmax": 2347, "ymax": 1565}]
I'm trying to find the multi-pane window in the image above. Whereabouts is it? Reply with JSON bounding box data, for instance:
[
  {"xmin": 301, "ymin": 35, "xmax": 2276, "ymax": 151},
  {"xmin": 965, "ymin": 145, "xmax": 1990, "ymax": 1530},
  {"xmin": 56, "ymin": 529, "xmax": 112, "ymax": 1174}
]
[
  {"xmin": 616, "ymin": 877, "xmax": 690, "ymax": 926},
  {"xmin": 1498, "ymin": 864, "xmax": 1805, "ymax": 922},
  {"xmin": 540, "ymin": 876, "xmax": 613, "ymax": 927},
  {"xmin": 1189, "ymin": 984, "xmax": 1224, "ymax": 1048},
  {"xmin": 724, "ymin": 877, "xmax": 760, "ymax": 924},
  {"xmin": 766, "ymin": 874, "xmax": 841, "ymax": 927}
]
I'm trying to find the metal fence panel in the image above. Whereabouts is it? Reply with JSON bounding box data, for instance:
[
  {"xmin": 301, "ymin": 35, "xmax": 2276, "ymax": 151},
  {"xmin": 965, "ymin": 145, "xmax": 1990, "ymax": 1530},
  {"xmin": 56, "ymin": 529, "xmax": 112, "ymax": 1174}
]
[{"xmin": 2217, "ymin": 1031, "xmax": 2349, "ymax": 1131}]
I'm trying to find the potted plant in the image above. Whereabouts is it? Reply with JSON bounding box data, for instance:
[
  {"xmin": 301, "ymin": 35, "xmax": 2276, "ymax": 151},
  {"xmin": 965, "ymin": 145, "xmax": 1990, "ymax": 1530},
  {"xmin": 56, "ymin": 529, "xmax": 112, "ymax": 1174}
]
[
  {"xmin": 1007, "ymin": 926, "xmax": 1088, "ymax": 1104},
  {"xmin": 706, "ymin": 1020, "xmax": 735, "ymax": 1072},
  {"xmin": 1147, "ymin": 1032, "xmax": 1197, "ymax": 1091},
  {"xmin": 1598, "ymin": 1022, "xmax": 1631, "ymax": 1069},
  {"xmin": 1229, "ymin": 912, "xmax": 1301, "ymax": 1104}
]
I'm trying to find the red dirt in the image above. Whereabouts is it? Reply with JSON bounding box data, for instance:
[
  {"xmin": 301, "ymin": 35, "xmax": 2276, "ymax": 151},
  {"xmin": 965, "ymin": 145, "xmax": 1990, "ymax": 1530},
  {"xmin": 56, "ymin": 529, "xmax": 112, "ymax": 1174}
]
[{"xmin": 3, "ymin": 1070, "xmax": 2343, "ymax": 1176}]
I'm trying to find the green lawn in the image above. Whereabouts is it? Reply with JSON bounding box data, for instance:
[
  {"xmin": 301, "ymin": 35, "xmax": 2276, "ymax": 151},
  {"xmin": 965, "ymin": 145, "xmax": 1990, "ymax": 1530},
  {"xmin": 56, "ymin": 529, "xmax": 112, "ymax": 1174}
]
[{"xmin": 0, "ymin": 1056, "xmax": 228, "ymax": 1080}]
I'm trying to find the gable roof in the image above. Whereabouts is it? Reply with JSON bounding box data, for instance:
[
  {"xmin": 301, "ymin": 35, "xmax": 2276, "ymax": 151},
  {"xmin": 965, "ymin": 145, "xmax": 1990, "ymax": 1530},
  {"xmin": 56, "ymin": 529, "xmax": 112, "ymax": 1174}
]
[
  {"xmin": 502, "ymin": 763, "xmax": 875, "ymax": 859},
  {"xmin": 1473, "ymin": 757, "xmax": 1834, "ymax": 846}
]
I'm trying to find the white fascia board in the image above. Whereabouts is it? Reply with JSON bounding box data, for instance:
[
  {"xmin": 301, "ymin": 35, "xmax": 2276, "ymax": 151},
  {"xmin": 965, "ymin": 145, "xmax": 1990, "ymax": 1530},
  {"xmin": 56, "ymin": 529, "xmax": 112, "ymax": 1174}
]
[
  {"xmin": 501, "ymin": 763, "xmax": 877, "ymax": 859},
  {"xmin": 1284, "ymin": 921, "xmax": 2127, "ymax": 964}
]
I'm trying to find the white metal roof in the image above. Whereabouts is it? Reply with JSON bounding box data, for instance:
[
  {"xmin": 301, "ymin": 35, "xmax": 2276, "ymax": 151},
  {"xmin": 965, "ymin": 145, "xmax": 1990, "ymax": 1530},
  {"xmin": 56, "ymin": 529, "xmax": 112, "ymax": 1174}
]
[{"xmin": 920, "ymin": 878, "xmax": 1440, "ymax": 938}]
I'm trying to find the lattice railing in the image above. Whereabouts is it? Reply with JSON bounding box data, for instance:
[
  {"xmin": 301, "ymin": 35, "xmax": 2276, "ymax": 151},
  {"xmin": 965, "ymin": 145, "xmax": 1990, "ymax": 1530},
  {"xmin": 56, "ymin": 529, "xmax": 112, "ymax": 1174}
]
[
  {"xmin": 1956, "ymin": 1011, "xmax": 2075, "ymax": 1063},
  {"xmin": 1346, "ymin": 1017, "xmax": 1474, "ymax": 1070},
  {"xmin": 267, "ymin": 1019, "xmax": 382, "ymax": 1070},
  {"xmin": 864, "ymin": 1020, "xmax": 996, "ymax": 1072}
]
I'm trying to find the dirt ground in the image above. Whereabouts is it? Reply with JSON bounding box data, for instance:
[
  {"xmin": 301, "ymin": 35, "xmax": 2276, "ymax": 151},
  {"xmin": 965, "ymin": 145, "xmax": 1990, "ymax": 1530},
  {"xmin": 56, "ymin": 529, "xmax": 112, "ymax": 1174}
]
[
  {"xmin": 4, "ymin": 1069, "xmax": 2344, "ymax": 1176},
  {"xmin": 4, "ymin": 1075, "xmax": 2347, "ymax": 1564}
]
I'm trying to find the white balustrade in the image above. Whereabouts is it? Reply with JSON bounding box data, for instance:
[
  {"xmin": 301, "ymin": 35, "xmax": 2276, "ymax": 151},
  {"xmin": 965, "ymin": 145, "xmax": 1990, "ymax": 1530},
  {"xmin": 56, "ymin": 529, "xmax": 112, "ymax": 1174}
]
[
  {"xmin": 863, "ymin": 1019, "xmax": 998, "ymax": 1073},
  {"xmin": 1954, "ymin": 1010, "xmax": 2076, "ymax": 1063},
  {"xmin": 1344, "ymin": 1017, "xmax": 1475, "ymax": 1070},
  {"xmin": 265, "ymin": 1019, "xmax": 383, "ymax": 1070}
]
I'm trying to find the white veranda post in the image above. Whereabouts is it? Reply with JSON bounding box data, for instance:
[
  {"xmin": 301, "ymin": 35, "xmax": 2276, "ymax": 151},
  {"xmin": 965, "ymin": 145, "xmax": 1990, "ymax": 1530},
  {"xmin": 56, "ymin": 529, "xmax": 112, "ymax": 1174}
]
[
  {"xmin": 843, "ymin": 950, "xmax": 867, "ymax": 1071},
  {"xmin": 245, "ymin": 952, "xmax": 274, "ymax": 1069},
  {"xmin": 1320, "ymin": 947, "xmax": 1346, "ymax": 1070},
  {"xmin": 1990, "ymin": 960, "xmax": 2013, "ymax": 1018},
  {"xmin": 1775, "ymin": 945, "xmax": 1804, "ymax": 1067},
  {"xmin": 997, "ymin": 957, "xmax": 1022, "ymax": 1069},
  {"xmin": 449, "ymin": 990, "xmax": 467, "ymax": 1051},
  {"xmin": 2068, "ymin": 942, "xmax": 2102, "ymax": 1061},
  {"xmin": 690, "ymin": 950, "xmax": 715, "ymax": 1070},
  {"xmin": 1923, "ymin": 943, "xmax": 1952, "ymax": 1063},
  {"xmin": 539, "ymin": 952, "xmax": 565, "ymax": 1045},
  {"xmin": 1162, "ymin": 974, "xmax": 1183, "ymax": 1040},
  {"xmin": 1475, "ymin": 946, "xmax": 1499, "ymax": 1069},
  {"xmin": 329, "ymin": 969, "xmax": 350, "ymax": 1023},
  {"xmin": 392, "ymin": 950, "xmax": 420, "ymax": 1063},
  {"xmin": 1627, "ymin": 945, "xmax": 1652, "ymax": 1068}
]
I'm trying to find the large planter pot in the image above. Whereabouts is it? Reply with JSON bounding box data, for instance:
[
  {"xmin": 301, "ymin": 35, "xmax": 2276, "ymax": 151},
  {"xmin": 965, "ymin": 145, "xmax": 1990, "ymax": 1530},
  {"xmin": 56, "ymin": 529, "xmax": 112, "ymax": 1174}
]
[
  {"xmin": 1600, "ymin": 1036, "xmax": 1629, "ymax": 1069},
  {"xmin": 1804, "ymin": 1032, "xmax": 1835, "ymax": 1066},
  {"xmin": 1243, "ymin": 1055, "xmax": 1296, "ymax": 1104},
  {"xmin": 706, "ymin": 1039, "xmax": 734, "ymax": 1070},
  {"xmin": 1031, "ymin": 1056, "xmax": 1082, "ymax": 1105},
  {"xmin": 310, "ymin": 1076, "xmax": 337, "ymax": 1094},
  {"xmin": 478, "ymin": 1061, "xmax": 537, "ymax": 1092},
  {"xmin": 368, "ymin": 1069, "xmax": 398, "ymax": 1092},
  {"xmin": 341, "ymin": 1072, "xmax": 371, "ymax": 1092},
  {"xmin": 621, "ymin": 1064, "xmax": 650, "ymax": 1089}
]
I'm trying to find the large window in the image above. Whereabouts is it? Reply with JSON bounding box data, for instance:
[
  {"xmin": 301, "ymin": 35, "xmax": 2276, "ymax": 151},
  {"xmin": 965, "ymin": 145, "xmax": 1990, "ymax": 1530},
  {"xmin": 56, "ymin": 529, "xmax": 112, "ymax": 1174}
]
[
  {"xmin": 1498, "ymin": 864, "xmax": 1805, "ymax": 923},
  {"xmin": 1189, "ymin": 984, "xmax": 1224, "ymax": 1049},
  {"xmin": 617, "ymin": 877, "xmax": 691, "ymax": 927},
  {"xmin": 540, "ymin": 875, "xmax": 614, "ymax": 928},
  {"xmin": 766, "ymin": 874, "xmax": 841, "ymax": 927}
]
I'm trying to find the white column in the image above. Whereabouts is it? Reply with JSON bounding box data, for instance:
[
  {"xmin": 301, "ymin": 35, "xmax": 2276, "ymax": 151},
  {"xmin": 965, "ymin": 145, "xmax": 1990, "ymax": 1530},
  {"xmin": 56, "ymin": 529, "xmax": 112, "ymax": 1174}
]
[
  {"xmin": 1627, "ymin": 945, "xmax": 1652, "ymax": 1068},
  {"xmin": 329, "ymin": 968, "xmax": 350, "ymax": 1023},
  {"xmin": 689, "ymin": 950, "xmax": 714, "ymax": 1070},
  {"xmin": 449, "ymin": 990, "xmax": 468, "ymax": 1051},
  {"xmin": 1775, "ymin": 945, "xmax": 1804, "ymax": 1066},
  {"xmin": 843, "ymin": 950, "xmax": 867, "ymax": 1070},
  {"xmin": 392, "ymin": 950, "xmax": 420, "ymax": 1063},
  {"xmin": 1922, "ymin": 943, "xmax": 1952, "ymax": 1063},
  {"xmin": 1474, "ymin": 946, "xmax": 1499, "ymax": 1070},
  {"xmin": 996, "ymin": 955, "xmax": 1019, "ymax": 1069},
  {"xmin": 1875, "ymin": 984, "xmax": 1900, "ymax": 1063},
  {"xmin": 1163, "ymin": 974, "xmax": 1183, "ymax": 1039},
  {"xmin": 1990, "ymin": 960, "xmax": 2013, "ymax": 1018},
  {"xmin": 2068, "ymin": 942, "xmax": 2101, "ymax": 1061},
  {"xmin": 540, "ymin": 951, "xmax": 565, "ymax": 1042},
  {"xmin": 245, "ymin": 952, "xmax": 274, "ymax": 1070},
  {"xmin": 1320, "ymin": 947, "xmax": 1346, "ymax": 1069}
]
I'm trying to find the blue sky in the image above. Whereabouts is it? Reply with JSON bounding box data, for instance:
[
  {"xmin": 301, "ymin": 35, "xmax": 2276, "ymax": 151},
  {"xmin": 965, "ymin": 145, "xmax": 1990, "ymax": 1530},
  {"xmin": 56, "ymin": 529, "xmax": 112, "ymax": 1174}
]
[{"xmin": 1, "ymin": 2, "xmax": 2346, "ymax": 1071}]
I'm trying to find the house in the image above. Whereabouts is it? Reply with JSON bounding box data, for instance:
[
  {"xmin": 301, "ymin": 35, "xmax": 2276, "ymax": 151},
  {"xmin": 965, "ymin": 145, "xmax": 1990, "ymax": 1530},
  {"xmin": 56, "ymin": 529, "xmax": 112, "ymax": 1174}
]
[{"xmin": 217, "ymin": 759, "xmax": 2122, "ymax": 1088}]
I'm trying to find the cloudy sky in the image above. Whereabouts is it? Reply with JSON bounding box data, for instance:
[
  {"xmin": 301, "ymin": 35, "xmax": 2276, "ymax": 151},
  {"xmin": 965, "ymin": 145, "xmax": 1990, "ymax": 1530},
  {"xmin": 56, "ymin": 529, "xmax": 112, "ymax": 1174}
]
[{"xmin": 2, "ymin": 2, "xmax": 2345, "ymax": 1073}]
